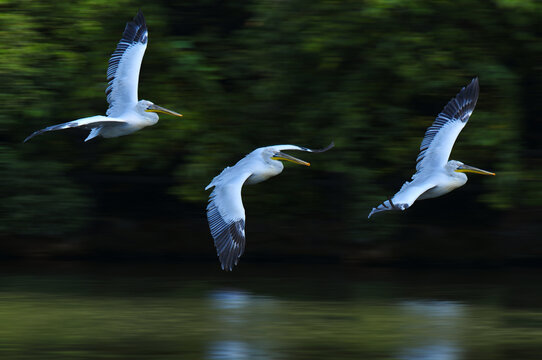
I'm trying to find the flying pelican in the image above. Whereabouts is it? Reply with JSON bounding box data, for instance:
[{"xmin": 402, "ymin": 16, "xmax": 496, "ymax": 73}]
[
  {"xmin": 205, "ymin": 142, "xmax": 334, "ymax": 271},
  {"xmin": 368, "ymin": 78, "xmax": 495, "ymax": 218},
  {"xmin": 24, "ymin": 10, "xmax": 182, "ymax": 143}
]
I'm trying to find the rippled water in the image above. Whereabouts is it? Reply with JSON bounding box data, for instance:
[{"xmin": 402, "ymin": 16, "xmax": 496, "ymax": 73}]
[{"xmin": 0, "ymin": 262, "xmax": 541, "ymax": 359}]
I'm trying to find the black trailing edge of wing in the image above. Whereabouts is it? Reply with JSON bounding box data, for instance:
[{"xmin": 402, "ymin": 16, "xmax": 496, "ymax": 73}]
[
  {"xmin": 416, "ymin": 77, "xmax": 479, "ymax": 166},
  {"xmin": 206, "ymin": 199, "xmax": 246, "ymax": 271},
  {"xmin": 106, "ymin": 10, "xmax": 148, "ymax": 87}
]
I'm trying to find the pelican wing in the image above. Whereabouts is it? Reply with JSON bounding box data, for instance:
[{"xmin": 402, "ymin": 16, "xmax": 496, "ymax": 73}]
[
  {"xmin": 105, "ymin": 10, "xmax": 148, "ymax": 117},
  {"xmin": 272, "ymin": 142, "xmax": 335, "ymax": 153},
  {"xmin": 368, "ymin": 176, "xmax": 437, "ymax": 218},
  {"xmin": 415, "ymin": 78, "xmax": 479, "ymax": 173},
  {"xmin": 24, "ymin": 116, "xmax": 126, "ymax": 142},
  {"xmin": 206, "ymin": 168, "xmax": 253, "ymax": 271}
]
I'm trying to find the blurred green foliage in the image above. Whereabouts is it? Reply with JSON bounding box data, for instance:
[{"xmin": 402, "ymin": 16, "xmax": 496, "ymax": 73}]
[
  {"xmin": 1, "ymin": 1, "xmax": 540, "ymax": 251},
  {"xmin": 0, "ymin": 148, "xmax": 88, "ymax": 236}
]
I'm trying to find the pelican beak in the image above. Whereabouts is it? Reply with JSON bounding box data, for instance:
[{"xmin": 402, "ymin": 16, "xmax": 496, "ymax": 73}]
[
  {"xmin": 455, "ymin": 164, "xmax": 495, "ymax": 176},
  {"xmin": 145, "ymin": 104, "xmax": 183, "ymax": 117},
  {"xmin": 271, "ymin": 151, "xmax": 310, "ymax": 166}
]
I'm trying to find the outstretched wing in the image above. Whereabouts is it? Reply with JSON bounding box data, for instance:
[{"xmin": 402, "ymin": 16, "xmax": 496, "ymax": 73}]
[
  {"xmin": 23, "ymin": 116, "xmax": 126, "ymax": 142},
  {"xmin": 415, "ymin": 78, "xmax": 479, "ymax": 173},
  {"xmin": 206, "ymin": 169, "xmax": 253, "ymax": 271},
  {"xmin": 368, "ymin": 177, "xmax": 437, "ymax": 218},
  {"xmin": 106, "ymin": 10, "xmax": 148, "ymax": 117}
]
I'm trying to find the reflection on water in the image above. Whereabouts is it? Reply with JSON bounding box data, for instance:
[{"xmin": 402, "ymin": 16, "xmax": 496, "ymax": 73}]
[
  {"xmin": 207, "ymin": 340, "xmax": 251, "ymax": 360},
  {"xmin": 208, "ymin": 290, "xmax": 254, "ymax": 360},
  {"xmin": 209, "ymin": 289, "xmax": 253, "ymax": 310},
  {"xmin": 209, "ymin": 289, "xmax": 253, "ymax": 325},
  {"xmin": 207, "ymin": 290, "xmax": 278, "ymax": 359},
  {"xmin": 398, "ymin": 301, "xmax": 464, "ymax": 360},
  {"xmin": 399, "ymin": 343, "xmax": 460, "ymax": 360},
  {"xmin": 400, "ymin": 300, "xmax": 465, "ymax": 318},
  {"xmin": 0, "ymin": 263, "xmax": 542, "ymax": 359}
]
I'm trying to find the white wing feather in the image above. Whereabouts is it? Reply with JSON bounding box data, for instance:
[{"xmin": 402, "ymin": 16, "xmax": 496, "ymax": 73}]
[
  {"xmin": 272, "ymin": 142, "xmax": 335, "ymax": 153},
  {"xmin": 105, "ymin": 10, "xmax": 148, "ymax": 117},
  {"xmin": 368, "ymin": 176, "xmax": 437, "ymax": 218}
]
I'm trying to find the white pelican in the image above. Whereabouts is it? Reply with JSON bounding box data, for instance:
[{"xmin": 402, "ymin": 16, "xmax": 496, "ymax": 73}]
[
  {"xmin": 368, "ymin": 78, "xmax": 495, "ymax": 218},
  {"xmin": 205, "ymin": 142, "xmax": 334, "ymax": 271},
  {"xmin": 24, "ymin": 10, "xmax": 182, "ymax": 143}
]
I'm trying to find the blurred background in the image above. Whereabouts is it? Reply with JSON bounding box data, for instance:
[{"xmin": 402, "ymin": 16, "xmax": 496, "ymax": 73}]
[
  {"xmin": 2, "ymin": 0, "xmax": 540, "ymax": 264},
  {"xmin": 2, "ymin": 1, "xmax": 542, "ymax": 359}
]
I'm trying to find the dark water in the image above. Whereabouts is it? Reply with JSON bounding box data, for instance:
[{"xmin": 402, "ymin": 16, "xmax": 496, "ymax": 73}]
[{"xmin": 0, "ymin": 262, "xmax": 541, "ymax": 360}]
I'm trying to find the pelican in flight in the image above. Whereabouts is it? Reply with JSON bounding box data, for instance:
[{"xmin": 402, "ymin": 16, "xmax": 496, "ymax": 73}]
[
  {"xmin": 368, "ymin": 78, "xmax": 495, "ymax": 218},
  {"xmin": 24, "ymin": 10, "xmax": 182, "ymax": 143},
  {"xmin": 205, "ymin": 143, "xmax": 334, "ymax": 271}
]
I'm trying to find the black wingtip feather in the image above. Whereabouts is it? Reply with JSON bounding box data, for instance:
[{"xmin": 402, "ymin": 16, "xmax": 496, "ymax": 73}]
[
  {"xmin": 440, "ymin": 77, "xmax": 479, "ymax": 124},
  {"xmin": 298, "ymin": 141, "xmax": 335, "ymax": 153},
  {"xmin": 215, "ymin": 220, "xmax": 246, "ymax": 271},
  {"xmin": 312, "ymin": 141, "xmax": 335, "ymax": 153},
  {"xmin": 368, "ymin": 199, "xmax": 409, "ymax": 218},
  {"xmin": 23, "ymin": 131, "xmax": 40, "ymax": 143},
  {"xmin": 123, "ymin": 10, "xmax": 147, "ymax": 45}
]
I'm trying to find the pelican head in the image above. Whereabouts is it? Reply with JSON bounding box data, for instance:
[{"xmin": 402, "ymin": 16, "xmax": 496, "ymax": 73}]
[
  {"xmin": 449, "ymin": 160, "xmax": 495, "ymax": 176},
  {"xmin": 137, "ymin": 100, "xmax": 183, "ymax": 121}
]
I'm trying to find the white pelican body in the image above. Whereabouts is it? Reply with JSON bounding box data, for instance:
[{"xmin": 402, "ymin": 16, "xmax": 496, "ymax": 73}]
[
  {"xmin": 205, "ymin": 143, "xmax": 334, "ymax": 271},
  {"xmin": 369, "ymin": 78, "xmax": 495, "ymax": 218},
  {"xmin": 24, "ymin": 10, "xmax": 182, "ymax": 143}
]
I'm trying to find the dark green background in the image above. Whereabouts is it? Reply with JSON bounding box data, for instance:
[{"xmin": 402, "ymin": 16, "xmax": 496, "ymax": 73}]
[{"xmin": 1, "ymin": 0, "xmax": 540, "ymax": 265}]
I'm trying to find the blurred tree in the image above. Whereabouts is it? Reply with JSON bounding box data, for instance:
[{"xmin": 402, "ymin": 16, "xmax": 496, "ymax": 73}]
[
  {"xmin": 0, "ymin": 0, "xmax": 540, "ymax": 258},
  {"xmin": 0, "ymin": 148, "xmax": 88, "ymax": 236}
]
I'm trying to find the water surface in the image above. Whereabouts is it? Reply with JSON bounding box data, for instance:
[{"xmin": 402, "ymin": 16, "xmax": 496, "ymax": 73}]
[{"xmin": 0, "ymin": 262, "xmax": 541, "ymax": 359}]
